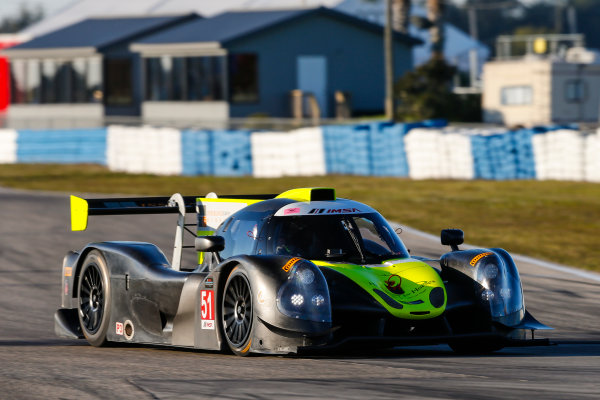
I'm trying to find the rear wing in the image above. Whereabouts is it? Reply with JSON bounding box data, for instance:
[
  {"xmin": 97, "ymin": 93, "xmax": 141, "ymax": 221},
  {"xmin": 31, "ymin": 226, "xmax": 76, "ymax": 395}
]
[
  {"xmin": 70, "ymin": 193, "xmax": 276, "ymax": 271},
  {"xmin": 70, "ymin": 193, "xmax": 277, "ymax": 231},
  {"xmin": 70, "ymin": 195, "xmax": 197, "ymax": 231}
]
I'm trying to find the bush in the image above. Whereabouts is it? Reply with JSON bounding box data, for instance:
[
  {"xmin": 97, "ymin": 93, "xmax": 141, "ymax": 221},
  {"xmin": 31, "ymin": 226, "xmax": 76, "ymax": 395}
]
[{"xmin": 395, "ymin": 58, "xmax": 481, "ymax": 122}]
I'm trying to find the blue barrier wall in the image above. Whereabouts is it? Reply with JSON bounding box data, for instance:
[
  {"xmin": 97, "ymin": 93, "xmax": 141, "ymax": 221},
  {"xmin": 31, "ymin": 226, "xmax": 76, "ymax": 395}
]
[
  {"xmin": 323, "ymin": 121, "xmax": 422, "ymax": 176},
  {"xmin": 369, "ymin": 122, "xmax": 410, "ymax": 177},
  {"xmin": 471, "ymin": 129, "xmax": 536, "ymax": 180},
  {"xmin": 181, "ymin": 130, "xmax": 211, "ymax": 176},
  {"xmin": 16, "ymin": 128, "xmax": 107, "ymax": 164},
  {"xmin": 181, "ymin": 129, "xmax": 253, "ymax": 176}
]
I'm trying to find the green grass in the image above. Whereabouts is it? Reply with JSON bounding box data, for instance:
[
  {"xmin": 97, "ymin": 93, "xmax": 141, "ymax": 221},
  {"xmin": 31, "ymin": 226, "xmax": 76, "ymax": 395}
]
[{"xmin": 1, "ymin": 164, "xmax": 599, "ymax": 271}]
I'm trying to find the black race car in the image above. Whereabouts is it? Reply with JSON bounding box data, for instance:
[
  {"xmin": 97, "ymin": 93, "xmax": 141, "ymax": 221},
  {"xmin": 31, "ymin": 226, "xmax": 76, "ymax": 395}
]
[{"xmin": 56, "ymin": 187, "xmax": 550, "ymax": 355}]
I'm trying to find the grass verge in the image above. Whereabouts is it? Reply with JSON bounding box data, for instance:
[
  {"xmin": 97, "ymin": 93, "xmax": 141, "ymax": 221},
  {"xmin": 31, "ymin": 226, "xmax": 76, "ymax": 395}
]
[{"xmin": 1, "ymin": 164, "xmax": 598, "ymax": 271}]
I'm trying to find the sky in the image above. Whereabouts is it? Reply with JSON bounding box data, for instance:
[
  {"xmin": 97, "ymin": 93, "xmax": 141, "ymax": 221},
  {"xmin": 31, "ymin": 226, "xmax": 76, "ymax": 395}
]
[
  {"xmin": 0, "ymin": 0, "xmax": 76, "ymax": 19},
  {"xmin": 0, "ymin": 0, "xmax": 543, "ymax": 21}
]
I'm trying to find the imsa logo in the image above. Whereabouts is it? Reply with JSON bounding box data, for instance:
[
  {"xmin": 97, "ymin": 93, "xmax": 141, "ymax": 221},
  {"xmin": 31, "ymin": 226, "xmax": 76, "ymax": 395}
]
[{"xmin": 308, "ymin": 208, "xmax": 361, "ymax": 214}]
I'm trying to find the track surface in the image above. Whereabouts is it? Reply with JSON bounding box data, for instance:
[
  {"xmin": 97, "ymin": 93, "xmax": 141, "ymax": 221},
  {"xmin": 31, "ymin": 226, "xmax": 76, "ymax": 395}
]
[{"xmin": 1, "ymin": 187, "xmax": 599, "ymax": 399}]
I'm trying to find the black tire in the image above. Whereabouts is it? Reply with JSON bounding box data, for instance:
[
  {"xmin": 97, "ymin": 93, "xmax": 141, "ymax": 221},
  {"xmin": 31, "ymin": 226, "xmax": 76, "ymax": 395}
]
[
  {"xmin": 221, "ymin": 267, "xmax": 254, "ymax": 356},
  {"xmin": 449, "ymin": 340, "xmax": 505, "ymax": 355},
  {"xmin": 77, "ymin": 250, "xmax": 111, "ymax": 347}
]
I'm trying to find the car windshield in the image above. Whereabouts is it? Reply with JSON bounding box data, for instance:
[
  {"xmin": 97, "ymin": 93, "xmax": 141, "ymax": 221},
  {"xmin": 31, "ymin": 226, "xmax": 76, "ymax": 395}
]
[{"xmin": 267, "ymin": 213, "xmax": 409, "ymax": 264}]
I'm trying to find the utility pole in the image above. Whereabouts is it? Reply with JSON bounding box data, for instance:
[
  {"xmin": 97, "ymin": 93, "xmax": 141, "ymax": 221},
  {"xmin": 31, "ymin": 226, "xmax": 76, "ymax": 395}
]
[
  {"xmin": 384, "ymin": 0, "xmax": 395, "ymax": 120},
  {"xmin": 467, "ymin": 5, "xmax": 479, "ymax": 87},
  {"xmin": 567, "ymin": 0, "xmax": 578, "ymax": 34}
]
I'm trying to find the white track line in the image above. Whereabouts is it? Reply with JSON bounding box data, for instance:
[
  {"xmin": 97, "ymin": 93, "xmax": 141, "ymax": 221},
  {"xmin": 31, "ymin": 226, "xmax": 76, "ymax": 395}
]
[{"xmin": 391, "ymin": 223, "xmax": 600, "ymax": 283}]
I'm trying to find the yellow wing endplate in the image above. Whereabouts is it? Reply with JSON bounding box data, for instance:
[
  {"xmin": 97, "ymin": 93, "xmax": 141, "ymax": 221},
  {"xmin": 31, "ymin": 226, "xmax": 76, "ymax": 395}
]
[{"xmin": 70, "ymin": 195, "xmax": 89, "ymax": 231}]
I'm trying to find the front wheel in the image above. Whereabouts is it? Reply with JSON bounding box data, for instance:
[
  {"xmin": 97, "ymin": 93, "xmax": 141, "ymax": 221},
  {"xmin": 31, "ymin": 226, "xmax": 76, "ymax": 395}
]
[
  {"xmin": 221, "ymin": 267, "xmax": 254, "ymax": 356},
  {"xmin": 77, "ymin": 250, "xmax": 111, "ymax": 347}
]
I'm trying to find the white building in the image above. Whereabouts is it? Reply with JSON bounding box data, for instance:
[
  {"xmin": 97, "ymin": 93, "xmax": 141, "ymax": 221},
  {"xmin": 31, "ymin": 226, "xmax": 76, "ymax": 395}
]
[{"xmin": 483, "ymin": 47, "xmax": 600, "ymax": 126}]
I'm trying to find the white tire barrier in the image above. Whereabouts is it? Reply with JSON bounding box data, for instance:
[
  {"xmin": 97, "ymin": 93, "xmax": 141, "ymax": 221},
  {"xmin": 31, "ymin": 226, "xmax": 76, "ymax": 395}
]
[
  {"xmin": 251, "ymin": 127, "xmax": 326, "ymax": 178},
  {"xmin": 0, "ymin": 129, "xmax": 17, "ymax": 164},
  {"xmin": 107, "ymin": 125, "xmax": 182, "ymax": 175}
]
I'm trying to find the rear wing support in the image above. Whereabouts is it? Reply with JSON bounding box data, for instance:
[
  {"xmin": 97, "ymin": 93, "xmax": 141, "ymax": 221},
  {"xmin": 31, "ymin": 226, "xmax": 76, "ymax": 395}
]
[{"xmin": 169, "ymin": 193, "xmax": 186, "ymax": 271}]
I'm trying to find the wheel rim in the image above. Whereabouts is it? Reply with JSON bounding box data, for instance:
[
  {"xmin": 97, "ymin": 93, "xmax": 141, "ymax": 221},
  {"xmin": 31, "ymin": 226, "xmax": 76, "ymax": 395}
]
[
  {"xmin": 79, "ymin": 263, "xmax": 104, "ymax": 334},
  {"xmin": 223, "ymin": 274, "xmax": 252, "ymax": 347}
]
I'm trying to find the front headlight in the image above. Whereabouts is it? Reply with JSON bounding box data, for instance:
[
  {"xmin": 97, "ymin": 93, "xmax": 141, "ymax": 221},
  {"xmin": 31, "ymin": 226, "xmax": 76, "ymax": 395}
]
[
  {"xmin": 476, "ymin": 253, "xmax": 524, "ymax": 324},
  {"xmin": 276, "ymin": 259, "xmax": 331, "ymax": 323}
]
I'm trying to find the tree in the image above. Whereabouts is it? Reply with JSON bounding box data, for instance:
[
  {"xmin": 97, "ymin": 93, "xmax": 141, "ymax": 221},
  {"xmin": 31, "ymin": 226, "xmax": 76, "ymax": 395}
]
[
  {"xmin": 0, "ymin": 5, "xmax": 44, "ymax": 33},
  {"xmin": 395, "ymin": 58, "xmax": 481, "ymax": 122}
]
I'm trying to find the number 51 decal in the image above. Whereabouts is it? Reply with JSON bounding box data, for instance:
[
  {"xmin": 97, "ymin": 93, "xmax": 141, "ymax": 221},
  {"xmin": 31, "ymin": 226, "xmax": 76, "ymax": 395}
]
[{"xmin": 201, "ymin": 290, "xmax": 215, "ymax": 330}]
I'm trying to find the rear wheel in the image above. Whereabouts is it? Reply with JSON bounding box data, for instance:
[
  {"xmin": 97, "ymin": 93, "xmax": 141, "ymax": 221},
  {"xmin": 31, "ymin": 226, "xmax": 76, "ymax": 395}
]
[
  {"xmin": 77, "ymin": 250, "xmax": 111, "ymax": 347},
  {"xmin": 221, "ymin": 267, "xmax": 253, "ymax": 356}
]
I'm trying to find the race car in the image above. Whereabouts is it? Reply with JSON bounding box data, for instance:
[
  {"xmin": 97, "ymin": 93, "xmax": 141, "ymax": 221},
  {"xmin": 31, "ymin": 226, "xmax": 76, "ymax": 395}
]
[{"xmin": 55, "ymin": 187, "xmax": 551, "ymax": 355}]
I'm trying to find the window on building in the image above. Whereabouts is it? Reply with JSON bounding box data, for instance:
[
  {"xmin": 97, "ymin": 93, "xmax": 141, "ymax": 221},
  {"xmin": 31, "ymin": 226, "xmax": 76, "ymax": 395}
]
[
  {"xmin": 144, "ymin": 55, "xmax": 225, "ymax": 101},
  {"xmin": 55, "ymin": 62, "xmax": 72, "ymax": 103},
  {"xmin": 172, "ymin": 57, "xmax": 186, "ymax": 101},
  {"xmin": 104, "ymin": 58, "xmax": 133, "ymax": 106},
  {"xmin": 71, "ymin": 58, "xmax": 87, "ymax": 103},
  {"xmin": 501, "ymin": 86, "xmax": 533, "ymax": 105},
  {"xmin": 565, "ymin": 80, "xmax": 584, "ymax": 103},
  {"xmin": 145, "ymin": 57, "xmax": 163, "ymax": 101},
  {"xmin": 86, "ymin": 58, "xmax": 103, "ymax": 103},
  {"xmin": 25, "ymin": 60, "xmax": 41, "ymax": 103},
  {"xmin": 9, "ymin": 59, "xmax": 26, "ymax": 104},
  {"xmin": 228, "ymin": 53, "xmax": 258, "ymax": 103},
  {"xmin": 9, "ymin": 57, "xmax": 102, "ymax": 104},
  {"xmin": 41, "ymin": 59, "xmax": 57, "ymax": 103}
]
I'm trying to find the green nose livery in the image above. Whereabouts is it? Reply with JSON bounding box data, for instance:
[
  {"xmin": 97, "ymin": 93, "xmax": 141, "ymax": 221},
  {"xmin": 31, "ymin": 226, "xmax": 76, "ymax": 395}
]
[{"xmin": 313, "ymin": 259, "xmax": 447, "ymax": 319}]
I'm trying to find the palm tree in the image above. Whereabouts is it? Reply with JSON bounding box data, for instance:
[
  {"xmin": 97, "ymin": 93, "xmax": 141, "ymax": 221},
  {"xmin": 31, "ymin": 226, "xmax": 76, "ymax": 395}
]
[
  {"xmin": 392, "ymin": 0, "xmax": 411, "ymax": 34},
  {"xmin": 427, "ymin": 0, "xmax": 445, "ymax": 59}
]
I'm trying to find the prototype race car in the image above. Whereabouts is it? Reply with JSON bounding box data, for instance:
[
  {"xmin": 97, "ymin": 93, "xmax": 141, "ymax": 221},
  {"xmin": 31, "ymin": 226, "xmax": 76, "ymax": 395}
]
[{"xmin": 56, "ymin": 187, "xmax": 551, "ymax": 355}]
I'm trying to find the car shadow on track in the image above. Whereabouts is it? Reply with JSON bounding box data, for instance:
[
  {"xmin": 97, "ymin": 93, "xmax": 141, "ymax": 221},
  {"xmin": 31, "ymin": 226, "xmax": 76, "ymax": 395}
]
[
  {"xmin": 298, "ymin": 341, "xmax": 600, "ymax": 359},
  {"xmin": 5, "ymin": 338, "xmax": 598, "ymax": 358},
  {"xmin": 0, "ymin": 339, "xmax": 89, "ymax": 347}
]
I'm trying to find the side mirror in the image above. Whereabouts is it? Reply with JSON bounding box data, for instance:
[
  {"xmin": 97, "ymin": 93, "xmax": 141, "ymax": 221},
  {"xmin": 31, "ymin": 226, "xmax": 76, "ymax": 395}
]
[
  {"xmin": 195, "ymin": 236, "xmax": 225, "ymax": 253},
  {"xmin": 441, "ymin": 229, "xmax": 464, "ymax": 251}
]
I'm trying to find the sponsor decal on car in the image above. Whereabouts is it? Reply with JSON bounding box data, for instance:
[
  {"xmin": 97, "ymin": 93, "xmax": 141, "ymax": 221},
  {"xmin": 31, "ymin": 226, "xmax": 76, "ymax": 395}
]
[
  {"xmin": 385, "ymin": 274, "xmax": 404, "ymax": 295},
  {"xmin": 308, "ymin": 208, "xmax": 362, "ymax": 214},
  {"xmin": 64, "ymin": 267, "xmax": 72, "ymax": 277},
  {"xmin": 282, "ymin": 257, "xmax": 301, "ymax": 273},
  {"xmin": 257, "ymin": 289, "xmax": 266, "ymax": 305},
  {"xmin": 204, "ymin": 277, "xmax": 214, "ymax": 289},
  {"xmin": 470, "ymin": 252, "xmax": 494, "ymax": 266},
  {"xmin": 201, "ymin": 290, "xmax": 215, "ymax": 330},
  {"xmin": 284, "ymin": 207, "xmax": 300, "ymax": 215},
  {"xmin": 116, "ymin": 322, "xmax": 124, "ymax": 335}
]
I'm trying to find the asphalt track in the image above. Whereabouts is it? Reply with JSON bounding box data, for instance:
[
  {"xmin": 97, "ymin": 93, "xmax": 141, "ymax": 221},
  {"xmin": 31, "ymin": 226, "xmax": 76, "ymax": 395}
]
[{"xmin": 1, "ymin": 187, "xmax": 599, "ymax": 399}]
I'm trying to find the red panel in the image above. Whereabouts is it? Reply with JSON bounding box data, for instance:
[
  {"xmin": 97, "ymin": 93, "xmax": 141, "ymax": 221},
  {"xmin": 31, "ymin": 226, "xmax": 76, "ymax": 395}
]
[
  {"xmin": 0, "ymin": 58, "xmax": 9, "ymax": 111},
  {"xmin": 0, "ymin": 40, "xmax": 23, "ymax": 112}
]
